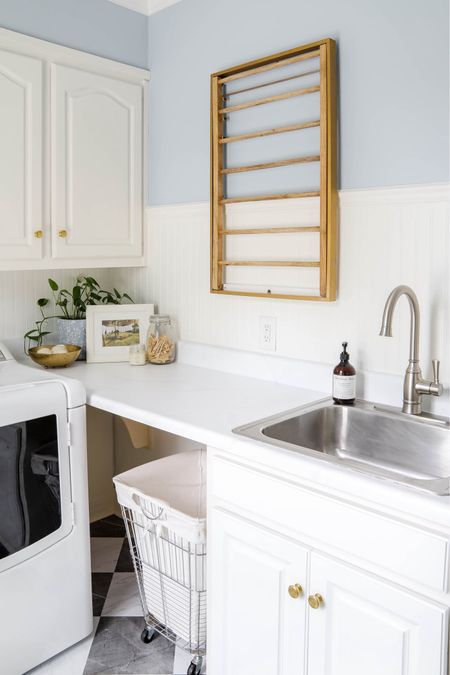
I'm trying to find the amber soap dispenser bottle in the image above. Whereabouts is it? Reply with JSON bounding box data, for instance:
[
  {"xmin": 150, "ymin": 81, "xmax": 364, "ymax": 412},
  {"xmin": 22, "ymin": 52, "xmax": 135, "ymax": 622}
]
[{"xmin": 332, "ymin": 342, "xmax": 356, "ymax": 405}]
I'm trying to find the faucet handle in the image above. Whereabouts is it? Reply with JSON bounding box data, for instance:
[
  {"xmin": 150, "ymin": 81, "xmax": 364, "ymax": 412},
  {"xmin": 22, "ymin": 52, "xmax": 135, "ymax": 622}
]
[
  {"xmin": 430, "ymin": 359, "xmax": 443, "ymax": 396},
  {"xmin": 432, "ymin": 359, "xmax": 440, "ymax": 384}
]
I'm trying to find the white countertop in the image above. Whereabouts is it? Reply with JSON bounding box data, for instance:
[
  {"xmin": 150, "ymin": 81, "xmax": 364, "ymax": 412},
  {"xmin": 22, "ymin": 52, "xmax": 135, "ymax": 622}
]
[{"xmin": 60, "ymin": 358, "xmax": 327, "ymax": 449}]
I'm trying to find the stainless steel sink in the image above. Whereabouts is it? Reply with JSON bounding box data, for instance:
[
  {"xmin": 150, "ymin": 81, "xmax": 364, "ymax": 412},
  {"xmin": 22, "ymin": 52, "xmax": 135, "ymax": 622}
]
[{"xmin": 233, "ymin": 399, "xmax": 450, "ymax": 495}]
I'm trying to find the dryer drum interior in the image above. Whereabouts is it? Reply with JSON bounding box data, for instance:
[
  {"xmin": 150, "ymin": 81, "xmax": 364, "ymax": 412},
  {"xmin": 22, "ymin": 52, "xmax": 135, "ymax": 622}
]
[{"xmin": 0, "ymin": 415, "xmax": 62, "ymax": 559}]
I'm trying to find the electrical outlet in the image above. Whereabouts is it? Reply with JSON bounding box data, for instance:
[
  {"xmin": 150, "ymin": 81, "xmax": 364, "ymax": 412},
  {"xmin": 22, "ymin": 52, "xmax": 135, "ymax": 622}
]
[{"xmin": 259, "ymin": 316, "xmax": 277, "ymax": 351}]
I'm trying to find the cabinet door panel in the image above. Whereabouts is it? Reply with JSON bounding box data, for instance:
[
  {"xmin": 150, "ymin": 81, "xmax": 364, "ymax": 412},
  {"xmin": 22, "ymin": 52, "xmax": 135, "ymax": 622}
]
[
  {"xmin": 51, "ymin": 64, "xmax": 143, "ymax": 260},
  {"xmin": 0, "ymin": 49, "xmax": 43, "ymax": 261},
  {"xmin": 209, "ymin": 508, "xmax": 308, "ymax": 675},
  {"xmin": 307, "ymin": 553, "xmax": 447, "ymax": 675}
]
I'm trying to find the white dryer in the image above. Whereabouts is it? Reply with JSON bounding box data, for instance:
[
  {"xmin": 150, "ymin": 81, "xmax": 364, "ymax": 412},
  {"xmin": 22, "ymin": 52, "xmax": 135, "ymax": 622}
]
[{"xmin": 0, "ymin": 343, "xmax": 92, "ymax": 674}]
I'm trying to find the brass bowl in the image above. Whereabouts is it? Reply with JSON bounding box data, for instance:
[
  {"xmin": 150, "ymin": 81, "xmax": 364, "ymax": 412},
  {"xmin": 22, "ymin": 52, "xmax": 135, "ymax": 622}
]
[{"xmin": 28, "ymin": 344, "xmax": 81, "ymax": 368}]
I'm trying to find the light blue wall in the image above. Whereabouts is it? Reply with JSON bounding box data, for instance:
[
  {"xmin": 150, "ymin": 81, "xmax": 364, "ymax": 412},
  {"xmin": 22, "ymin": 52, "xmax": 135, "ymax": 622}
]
[
  {"xmin": 1, "ymin": 0, "xmax": 447, "ymax": 204},
  {"xmin": 0, "ymin": 0, "xmax": 148, "ymax": 68},
  {"xmin": 148, "ymin": 0, "xmax": 449, "ymax": 205}
]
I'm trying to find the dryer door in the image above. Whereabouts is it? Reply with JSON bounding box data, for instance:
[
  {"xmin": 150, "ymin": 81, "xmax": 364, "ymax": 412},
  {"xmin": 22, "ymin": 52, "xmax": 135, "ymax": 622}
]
[{"xmin": 0, "ymin": 381, "xmax": 73, "ymax": 571}]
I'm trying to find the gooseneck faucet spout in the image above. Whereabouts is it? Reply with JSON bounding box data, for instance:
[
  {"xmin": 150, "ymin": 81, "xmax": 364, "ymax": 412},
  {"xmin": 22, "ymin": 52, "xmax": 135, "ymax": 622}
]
[
  {"xmin": 379, "ymin": 285, "xmax": 420, "ymax": 364},
  {"xmin": 379, "ymin": 285, "xmax": 443, "ymax": 415}
]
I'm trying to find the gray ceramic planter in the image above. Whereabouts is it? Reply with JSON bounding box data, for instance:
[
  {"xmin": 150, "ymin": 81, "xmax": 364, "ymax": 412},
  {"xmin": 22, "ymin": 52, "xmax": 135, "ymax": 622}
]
[{"xmin": 56, "ymin": 318, "xmax": 86, "ymax": 360}]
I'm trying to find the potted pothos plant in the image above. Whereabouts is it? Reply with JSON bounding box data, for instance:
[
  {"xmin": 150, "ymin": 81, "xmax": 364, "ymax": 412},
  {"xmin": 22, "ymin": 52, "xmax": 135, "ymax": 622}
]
[{"xmin": 24, "ymin": 275, "xmax": 133, "ymax": 360}]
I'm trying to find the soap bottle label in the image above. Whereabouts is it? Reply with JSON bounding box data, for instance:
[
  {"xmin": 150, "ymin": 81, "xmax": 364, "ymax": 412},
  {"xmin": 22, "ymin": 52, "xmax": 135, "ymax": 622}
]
[{"xmin": 333, "ymin": 374, "xmax": 356, "ymax": 400}]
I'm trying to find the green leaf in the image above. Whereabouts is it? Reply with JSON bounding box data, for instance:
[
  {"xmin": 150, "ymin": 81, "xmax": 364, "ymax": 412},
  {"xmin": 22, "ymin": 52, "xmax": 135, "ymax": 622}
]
[
  {"xmin": 37, "ymin": 298, "xmax": 49, "ymax": 307},
  {"xmin": 48, "ymin": 278, "xmax": 59, "ymax": 291},
  {"xmin": 123, "ymin": 294, "xmax": 133, "ymax": 303},
  {"xmin": 114, "ymin": 288, "xmax": 121, "ymax": 298}
]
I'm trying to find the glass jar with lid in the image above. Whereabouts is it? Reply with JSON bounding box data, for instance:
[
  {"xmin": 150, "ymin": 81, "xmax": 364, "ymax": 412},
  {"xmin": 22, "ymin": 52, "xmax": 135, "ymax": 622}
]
[{"xmin": 146, "ymin": 315, "xmax": 176, "ymax": 364}]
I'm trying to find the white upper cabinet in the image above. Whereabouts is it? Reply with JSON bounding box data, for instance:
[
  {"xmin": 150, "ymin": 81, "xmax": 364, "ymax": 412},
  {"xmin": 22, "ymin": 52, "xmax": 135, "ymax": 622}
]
[
  {"xmin": 0, "ymin": 49, "xmax": 43, "ymax": 260},
  {"xmin": 51, "ymin": 65, "xmax": 143, "ymax": 260},
  {"xmin": 0, "ymin": 28, "xmax": 149, "ymax": 270}
]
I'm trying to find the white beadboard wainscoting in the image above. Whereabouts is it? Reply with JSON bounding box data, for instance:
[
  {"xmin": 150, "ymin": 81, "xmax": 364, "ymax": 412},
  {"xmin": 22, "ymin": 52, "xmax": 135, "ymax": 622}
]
[
  {"xmin": 114, "ymin": 183, "xmax": 450, "ymax": 395},
  {"xmin": 0, "ymin": 268, "xmax": 117, "ymax": 340}
]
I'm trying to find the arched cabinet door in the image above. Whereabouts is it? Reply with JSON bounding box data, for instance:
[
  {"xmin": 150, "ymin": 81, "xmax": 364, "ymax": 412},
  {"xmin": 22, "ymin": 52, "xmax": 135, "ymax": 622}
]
[
  {"xmin": 51, "ymin": 64, "xmax": 144, "ymax": 261},
  {"xmin": 0, "ymin": 49, "xmax": 43, "ymax": 262}
]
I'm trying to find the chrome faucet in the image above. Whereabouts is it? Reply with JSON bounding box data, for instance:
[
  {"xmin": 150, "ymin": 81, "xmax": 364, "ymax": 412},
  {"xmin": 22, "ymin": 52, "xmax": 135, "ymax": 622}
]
[{"xmin": 379, "ymin": 285, "xmax": 443, "ymax": 415}]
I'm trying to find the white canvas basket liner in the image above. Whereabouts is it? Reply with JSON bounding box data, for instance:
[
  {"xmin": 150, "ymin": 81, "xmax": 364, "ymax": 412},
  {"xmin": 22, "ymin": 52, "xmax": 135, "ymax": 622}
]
[{"xmin": 113, "ymin": 449, "xmax": 206, "ymax": 544}]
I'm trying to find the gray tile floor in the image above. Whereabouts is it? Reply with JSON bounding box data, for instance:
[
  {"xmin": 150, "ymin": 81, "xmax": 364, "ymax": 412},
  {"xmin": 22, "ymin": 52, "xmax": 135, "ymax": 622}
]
[
  {"xmin": 84, "ymin": 617, "xmax": 175, "ymax": 675},
  {"xmin": 85, "ymin": 515, "xmax": 175, "ymax": 674},
  {"xmin": 86, "ymin": 515, "xmax": 200, "ymax": 675},
  {"xmin": 29, "ymin": 515, "xmax": 203, "ymax": 675}
]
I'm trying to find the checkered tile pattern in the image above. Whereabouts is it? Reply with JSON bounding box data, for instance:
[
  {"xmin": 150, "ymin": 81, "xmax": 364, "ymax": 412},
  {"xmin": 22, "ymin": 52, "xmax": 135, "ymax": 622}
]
[
  {"xmin": 29, "ymin": 514, "xmax": 204, "ymax": 674},
  {"xmin": 85, "ymin": 515, "xmax": 201, "ymax": 675}
]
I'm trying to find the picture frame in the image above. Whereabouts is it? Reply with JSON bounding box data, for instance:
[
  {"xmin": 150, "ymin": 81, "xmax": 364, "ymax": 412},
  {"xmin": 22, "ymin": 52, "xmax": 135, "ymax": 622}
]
[{"xmin": 86, "ymin": 304, "xmax": 154, "ymax": 363}]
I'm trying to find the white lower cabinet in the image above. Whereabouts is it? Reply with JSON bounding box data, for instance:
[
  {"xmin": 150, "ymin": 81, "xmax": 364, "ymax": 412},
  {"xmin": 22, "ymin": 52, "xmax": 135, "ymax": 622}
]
[
  {"xmin": 208, "ymin": 454, "xmax": 449, "ymax": 675},
  {"xmin": 209, "ymin": 509, "xmax": 308, "ymax": 675},
  {"xmin": 307, "ymin": 553, "xmax": 447, "ymax": 675}
]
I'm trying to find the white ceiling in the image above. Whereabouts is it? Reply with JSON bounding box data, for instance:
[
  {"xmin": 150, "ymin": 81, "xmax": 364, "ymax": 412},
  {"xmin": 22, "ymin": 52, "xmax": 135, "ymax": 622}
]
[{"xmin": 106, "ymin": 0, "xmax": 182, "ymax": 16}]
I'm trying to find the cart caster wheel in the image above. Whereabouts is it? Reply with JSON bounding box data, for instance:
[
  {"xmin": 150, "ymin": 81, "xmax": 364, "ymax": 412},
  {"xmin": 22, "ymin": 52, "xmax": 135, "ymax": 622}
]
[
  {"xmin": 141, "ymin": 628, "xmax": 155, "ymax": 644},
  {"xmin": 187, "ymin": 661, "xmax": 202, "ymax": 675}
]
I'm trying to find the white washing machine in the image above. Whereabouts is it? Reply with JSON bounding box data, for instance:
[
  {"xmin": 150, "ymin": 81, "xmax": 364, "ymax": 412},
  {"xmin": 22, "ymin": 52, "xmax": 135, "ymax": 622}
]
[{"xmin": 0, "ymin": 343, "xmax": 92, "ymax": 674}]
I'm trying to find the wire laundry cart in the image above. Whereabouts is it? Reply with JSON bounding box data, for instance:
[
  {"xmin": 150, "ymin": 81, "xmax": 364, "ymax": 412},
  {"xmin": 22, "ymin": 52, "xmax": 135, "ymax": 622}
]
[{"xmin": 114, "ymin": 450, "xmax": 207, "ymax": 675}]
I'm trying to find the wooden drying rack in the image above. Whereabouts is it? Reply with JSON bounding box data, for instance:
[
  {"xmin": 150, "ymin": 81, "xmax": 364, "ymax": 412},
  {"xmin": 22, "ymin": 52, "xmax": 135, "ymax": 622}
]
[{"xmin": 210, "ymin": 38, "xmax": 337, "ymax": 301}]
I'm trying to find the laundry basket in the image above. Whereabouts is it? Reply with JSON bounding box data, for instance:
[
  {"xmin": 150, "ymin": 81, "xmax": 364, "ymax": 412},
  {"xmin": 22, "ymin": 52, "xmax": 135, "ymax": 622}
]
[{"xmin": 113, "ymin": 450, "xmax": 206, "ymax": 675}]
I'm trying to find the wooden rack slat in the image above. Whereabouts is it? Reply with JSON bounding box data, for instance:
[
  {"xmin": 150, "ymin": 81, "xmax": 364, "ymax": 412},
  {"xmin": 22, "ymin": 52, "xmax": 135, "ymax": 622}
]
[
  {"xmin": 213, "ymin": 289, "xmax": 325, "ymax": 301},
  {"xmin": 221, "ymin": 154, "xmax": 320, "ymax": 175},
  {"xmin": 220, "ymin": 85, "xmax": 320, "ymax": 114},
  {"xmin": 223, "ymin": 68, "xmax": 320, "ymax": 98},
  {"xmin": 219, "ymin": 120, "xmax": 320, "ymax": 145},
  {"xmin": 219, "ymin": 260, "xmax": 320, "ymax": 267},
  {"xmin": 218, "ymin": 49, "xmax": 320, "ymax": 84},
  {"xmin": 220, "ymin": 226, "xmax": 320, "ymax": 235},
  {"xmin": 221, "ymin": 191, "xmax": 320, "ymax": 205}
]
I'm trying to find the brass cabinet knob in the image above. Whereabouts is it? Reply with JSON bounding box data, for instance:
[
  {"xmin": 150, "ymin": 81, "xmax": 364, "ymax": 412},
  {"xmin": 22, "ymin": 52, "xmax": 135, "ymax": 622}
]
[
  {"xmin": 308, "ymin": 593, "xmax": 324, "ymax": 609},
  {"xmin": 288, "ymin": 583, "xmax": 303, "ymax": 599},
  {"xmin": 58, "ymin": 229, "xmax": 68, "ymax": 238},
  {"xmin": 34, "ymin": 230, "xmax": 44, "ymax": 238}
]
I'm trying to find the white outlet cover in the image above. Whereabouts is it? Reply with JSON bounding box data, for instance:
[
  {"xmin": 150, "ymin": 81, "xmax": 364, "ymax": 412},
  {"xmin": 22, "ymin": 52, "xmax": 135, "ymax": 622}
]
[{"xmin": 259, "ymin": 316, "xmax": 277, "ymax": 352}]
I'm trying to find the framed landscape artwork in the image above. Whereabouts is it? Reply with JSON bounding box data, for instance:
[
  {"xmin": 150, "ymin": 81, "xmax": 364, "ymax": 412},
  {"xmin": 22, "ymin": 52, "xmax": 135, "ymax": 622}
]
[{"xmin": 86, "ymin": 304, "xmax": 154, "ymax": 363}]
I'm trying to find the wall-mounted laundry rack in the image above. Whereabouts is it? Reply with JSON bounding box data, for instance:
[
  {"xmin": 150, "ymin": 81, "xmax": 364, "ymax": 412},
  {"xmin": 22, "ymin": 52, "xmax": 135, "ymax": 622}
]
[{"xmin": 210, "ymin": 38, "xmax": 337, "ymax": 301}]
